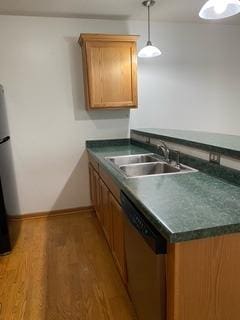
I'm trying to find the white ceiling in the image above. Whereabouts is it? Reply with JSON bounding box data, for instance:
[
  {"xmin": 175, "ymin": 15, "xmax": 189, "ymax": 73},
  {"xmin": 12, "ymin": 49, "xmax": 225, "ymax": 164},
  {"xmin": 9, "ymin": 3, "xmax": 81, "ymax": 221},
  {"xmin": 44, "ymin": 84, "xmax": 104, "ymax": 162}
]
[{"xmin": 0, "ymin": 0, "xmax": 240, "ymax": 24}]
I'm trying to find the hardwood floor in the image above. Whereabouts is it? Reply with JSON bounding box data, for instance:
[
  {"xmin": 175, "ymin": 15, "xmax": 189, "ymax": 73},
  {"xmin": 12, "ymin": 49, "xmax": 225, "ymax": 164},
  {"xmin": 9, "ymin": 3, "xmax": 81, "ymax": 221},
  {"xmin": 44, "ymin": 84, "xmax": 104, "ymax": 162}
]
[{"xmin": 0, "ymin": 212, "xmax": 137, "ymax": 320}]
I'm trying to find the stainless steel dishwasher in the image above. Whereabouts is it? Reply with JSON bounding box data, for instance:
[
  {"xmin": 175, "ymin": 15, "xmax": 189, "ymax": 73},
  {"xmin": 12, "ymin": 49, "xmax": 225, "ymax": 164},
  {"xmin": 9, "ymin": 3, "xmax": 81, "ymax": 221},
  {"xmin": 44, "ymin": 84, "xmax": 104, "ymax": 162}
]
[{"xmin": 121, "ymin": 192, "xmax": 167, "ymax": 320}]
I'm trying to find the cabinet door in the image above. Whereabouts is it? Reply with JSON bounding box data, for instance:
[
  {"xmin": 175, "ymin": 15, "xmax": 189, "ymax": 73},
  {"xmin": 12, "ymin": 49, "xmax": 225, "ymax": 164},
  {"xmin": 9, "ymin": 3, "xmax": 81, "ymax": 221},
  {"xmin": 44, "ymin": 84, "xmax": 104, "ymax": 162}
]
[
  {"xmin": 88, "ymin": 164, "xmax": 94, "ymax": 204},
  {"xmin": 89, "ymin": 164, "xmax": 100, "ymax": 219},
  {"xmin": 85, "ymin": 41, "xmax": 137, "ymax": 109},
  {"xmin": 99, "ymin": 179, "xmax": 112, "ymax": 246},
  {"xmin": 109, "ymin": 193, "xmax": 127, "ymax": 283},
  {"xmin": 93, "ymin": 169, "xmax": 100, "ymax": 220}
]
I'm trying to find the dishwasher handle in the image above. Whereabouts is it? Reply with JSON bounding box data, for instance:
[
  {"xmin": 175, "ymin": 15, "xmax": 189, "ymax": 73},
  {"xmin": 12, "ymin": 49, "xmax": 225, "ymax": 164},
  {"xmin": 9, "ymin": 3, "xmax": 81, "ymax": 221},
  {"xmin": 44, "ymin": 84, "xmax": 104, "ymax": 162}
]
[{"xmin": 121, "ymin": 192, "xmax": 167, "ymax": 254}]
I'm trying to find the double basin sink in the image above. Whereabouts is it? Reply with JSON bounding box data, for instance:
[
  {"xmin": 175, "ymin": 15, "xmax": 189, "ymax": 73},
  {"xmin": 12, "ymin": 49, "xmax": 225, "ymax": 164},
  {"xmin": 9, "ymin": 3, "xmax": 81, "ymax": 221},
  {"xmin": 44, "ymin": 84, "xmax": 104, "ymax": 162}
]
[{"xmin": 105, "ymin": 154, "xmax": 197, "ymax": 178}]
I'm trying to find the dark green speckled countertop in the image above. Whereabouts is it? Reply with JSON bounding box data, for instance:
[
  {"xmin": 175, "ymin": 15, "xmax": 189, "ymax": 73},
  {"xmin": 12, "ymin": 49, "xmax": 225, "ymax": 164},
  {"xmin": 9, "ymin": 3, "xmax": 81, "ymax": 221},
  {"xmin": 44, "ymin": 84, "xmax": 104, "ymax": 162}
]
[{"xmin": 87, "ymin": 141, "xmax": 240, "ymax": 243}]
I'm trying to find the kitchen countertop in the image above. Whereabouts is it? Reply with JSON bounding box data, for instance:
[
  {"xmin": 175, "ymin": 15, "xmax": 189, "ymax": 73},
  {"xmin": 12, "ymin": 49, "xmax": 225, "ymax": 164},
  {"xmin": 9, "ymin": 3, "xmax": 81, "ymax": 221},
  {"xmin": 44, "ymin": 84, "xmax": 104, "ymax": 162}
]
[{"xmin": 87, "ymin": 141, "xmax": 240, "ymax": 243}]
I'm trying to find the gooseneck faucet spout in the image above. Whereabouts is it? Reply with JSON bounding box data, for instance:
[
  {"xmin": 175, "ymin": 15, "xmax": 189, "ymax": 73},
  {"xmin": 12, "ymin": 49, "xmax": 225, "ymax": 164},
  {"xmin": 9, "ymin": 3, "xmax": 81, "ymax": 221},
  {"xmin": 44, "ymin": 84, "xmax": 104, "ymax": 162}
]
[{"xmin": 157, "ymin": 141, "xmax": 170, "ymax": 163}]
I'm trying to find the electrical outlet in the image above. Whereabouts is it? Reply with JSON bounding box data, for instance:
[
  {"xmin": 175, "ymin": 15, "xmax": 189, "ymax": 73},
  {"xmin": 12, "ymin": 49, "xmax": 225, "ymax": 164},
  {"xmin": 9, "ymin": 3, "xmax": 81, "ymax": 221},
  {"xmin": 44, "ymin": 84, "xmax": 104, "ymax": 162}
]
[
  {"xmin": 209, "ymin": 152, "xmax": 221, "ymax": 165},
  {"xmin": 146, "ymin": 137, "xmax": 150, "ymax": 144}
]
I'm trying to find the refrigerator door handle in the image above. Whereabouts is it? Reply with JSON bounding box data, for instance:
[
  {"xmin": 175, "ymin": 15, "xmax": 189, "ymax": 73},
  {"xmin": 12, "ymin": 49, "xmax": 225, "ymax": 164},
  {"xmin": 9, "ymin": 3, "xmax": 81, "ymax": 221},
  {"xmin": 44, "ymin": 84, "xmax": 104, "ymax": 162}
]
[{"xmin": 0, "ymin": 136, "xmax": 10, "ymax": 145}]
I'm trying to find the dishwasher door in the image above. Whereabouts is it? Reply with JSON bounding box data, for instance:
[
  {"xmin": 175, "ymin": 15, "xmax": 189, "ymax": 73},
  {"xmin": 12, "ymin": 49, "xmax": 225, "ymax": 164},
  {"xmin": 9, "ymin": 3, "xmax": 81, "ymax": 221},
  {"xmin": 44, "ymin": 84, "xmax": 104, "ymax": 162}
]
[{"xmin": 121, "ymin": 192, "xmax": 167, "ymax": 320}]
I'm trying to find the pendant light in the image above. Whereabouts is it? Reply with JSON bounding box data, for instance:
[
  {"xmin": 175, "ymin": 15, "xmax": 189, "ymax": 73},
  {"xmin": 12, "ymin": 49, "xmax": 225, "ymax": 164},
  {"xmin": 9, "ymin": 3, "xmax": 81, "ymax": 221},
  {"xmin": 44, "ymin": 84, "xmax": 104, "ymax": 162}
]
[
  {"xmin": 138, "ymin": 0, "xmax": 162, "ymax": 58},
  {"xmin": 199, "ymin": 0, "xmax": 240, "ymax": 20}
]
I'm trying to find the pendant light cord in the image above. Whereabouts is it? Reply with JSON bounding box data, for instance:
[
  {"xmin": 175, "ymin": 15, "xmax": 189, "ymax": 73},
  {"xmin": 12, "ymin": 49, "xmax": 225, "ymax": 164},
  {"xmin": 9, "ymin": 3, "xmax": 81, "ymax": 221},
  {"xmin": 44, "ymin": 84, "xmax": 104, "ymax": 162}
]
[{"xmin": 147, "ymin": 4, "xmax": 151, "ymax": 45}]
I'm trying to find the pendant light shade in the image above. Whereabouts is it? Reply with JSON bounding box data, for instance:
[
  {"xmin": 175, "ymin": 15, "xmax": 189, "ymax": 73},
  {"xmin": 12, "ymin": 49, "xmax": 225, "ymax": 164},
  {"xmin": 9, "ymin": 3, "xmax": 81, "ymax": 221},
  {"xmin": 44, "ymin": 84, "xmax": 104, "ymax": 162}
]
[
  {"xmin": 138, "ymin": 41, "xmax": 162, "ymax": 58},
  {"xmin": 199, "ymin": 0, "xmax": 240, "ymax": 20},
  {"xmin": 138, "ymin": 0, "xmax": 161, "ymax": 58}
]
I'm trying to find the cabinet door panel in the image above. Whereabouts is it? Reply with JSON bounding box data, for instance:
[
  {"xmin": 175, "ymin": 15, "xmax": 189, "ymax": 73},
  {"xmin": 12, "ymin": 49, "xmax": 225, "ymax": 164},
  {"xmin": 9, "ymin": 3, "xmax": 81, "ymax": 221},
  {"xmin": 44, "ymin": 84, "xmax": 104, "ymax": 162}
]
[
  {"xmin": 109, "ymin": 193, "xmax": 127, "ymax": 283},
  {"xmin": 85, "ymin": 41, "xmax": 137, "ymax": 108},
  {"xmin": 99, "ymin": 179, "xmax": 111, "ymax": 246},
  {"xmin": 88, "ymin": 164, "xmax": 94, "ymax": 204},
  {"xmin": 93, "ymin": 169, "xmax": 100, "ymax": 220}
]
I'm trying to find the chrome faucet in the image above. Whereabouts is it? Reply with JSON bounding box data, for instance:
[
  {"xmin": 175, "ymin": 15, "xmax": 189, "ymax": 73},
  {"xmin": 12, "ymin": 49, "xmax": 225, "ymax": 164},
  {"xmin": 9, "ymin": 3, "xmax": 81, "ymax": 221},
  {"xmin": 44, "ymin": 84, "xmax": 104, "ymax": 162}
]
[{"xmin": 157, "ymin": 141, "xmax": 170, "ymax": 163}]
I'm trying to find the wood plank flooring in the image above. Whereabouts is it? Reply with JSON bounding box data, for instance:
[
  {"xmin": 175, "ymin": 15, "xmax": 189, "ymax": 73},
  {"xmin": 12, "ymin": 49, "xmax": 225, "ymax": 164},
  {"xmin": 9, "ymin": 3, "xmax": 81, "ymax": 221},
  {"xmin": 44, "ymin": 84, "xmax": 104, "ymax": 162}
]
[{"xmin": 0, "ymin": 212, "xmax": 137, "ymax": 320}]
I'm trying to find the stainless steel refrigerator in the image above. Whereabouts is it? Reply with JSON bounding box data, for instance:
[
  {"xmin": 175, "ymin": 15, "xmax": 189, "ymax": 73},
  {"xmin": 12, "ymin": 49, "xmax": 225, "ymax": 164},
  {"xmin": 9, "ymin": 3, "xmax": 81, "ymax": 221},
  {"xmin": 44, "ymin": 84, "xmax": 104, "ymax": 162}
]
[{"xmin": 0, "ymin": 84, "xmax": 11, "ymax": 255}]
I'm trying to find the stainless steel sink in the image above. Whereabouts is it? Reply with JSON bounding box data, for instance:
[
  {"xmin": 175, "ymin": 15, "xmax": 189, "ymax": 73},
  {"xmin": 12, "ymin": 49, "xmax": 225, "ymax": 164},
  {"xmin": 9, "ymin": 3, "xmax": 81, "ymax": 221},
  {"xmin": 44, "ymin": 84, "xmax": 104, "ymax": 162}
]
[
  {"xmin": 120, "ymin": 162, "xmax": 179, "ymax": 177},
  {"xmin": 106, "ymin": 154, "xmax": 160, "ymax": 166},
  {"xmin": 105, "ymin": 153, "xmax": 198, "ymax": 178},
  {"xmin": 119, "ymin": 162, "xmax": 196, "ymax": 178}
]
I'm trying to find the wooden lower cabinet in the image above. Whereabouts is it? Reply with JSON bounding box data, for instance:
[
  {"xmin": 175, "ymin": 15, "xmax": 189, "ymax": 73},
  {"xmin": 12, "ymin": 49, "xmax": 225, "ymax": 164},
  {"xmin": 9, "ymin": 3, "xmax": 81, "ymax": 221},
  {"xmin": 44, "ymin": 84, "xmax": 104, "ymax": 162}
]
[
  {"xmin": 88, "ymin": 161, "xmax": 127, "ymax": 283},
  {"xmin": 89, "ymin": 155, "xmax": 240, "ymax": 320},
  {"xmin": 89, "ymin": 158, "xmax": 240, "ymax": 320}
]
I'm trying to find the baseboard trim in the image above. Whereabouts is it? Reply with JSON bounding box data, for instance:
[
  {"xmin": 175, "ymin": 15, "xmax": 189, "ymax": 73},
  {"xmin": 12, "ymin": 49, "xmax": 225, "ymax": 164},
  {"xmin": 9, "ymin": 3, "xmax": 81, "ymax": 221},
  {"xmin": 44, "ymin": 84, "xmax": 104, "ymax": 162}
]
[{"xmin": 8, "ymin": 206, "xmax": 94, "ymax": 221}]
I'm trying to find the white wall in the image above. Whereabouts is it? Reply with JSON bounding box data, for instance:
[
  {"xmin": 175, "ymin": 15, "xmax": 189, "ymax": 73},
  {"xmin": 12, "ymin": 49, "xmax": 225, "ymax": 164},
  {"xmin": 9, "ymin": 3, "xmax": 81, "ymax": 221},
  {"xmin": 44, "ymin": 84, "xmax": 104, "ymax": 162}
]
[
  {"xmin": 0, "ymin": 16, "xmax": 131, "ymax": 215},
  {"xmin": 0, "ymin": 15, "xmax": 239, "ymax": 214},
  {"xmin": 131, "ymin": 21, "xmax": 240, "ymax": 135}
]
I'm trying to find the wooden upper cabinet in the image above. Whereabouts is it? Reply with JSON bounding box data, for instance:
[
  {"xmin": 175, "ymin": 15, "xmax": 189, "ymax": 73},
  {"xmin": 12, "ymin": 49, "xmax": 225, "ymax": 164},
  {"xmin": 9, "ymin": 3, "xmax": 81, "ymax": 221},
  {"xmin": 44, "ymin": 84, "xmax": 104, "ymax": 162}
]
[{"xmin": 79, "ymin": 34, "xmax": 139, "ymax": 110}]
